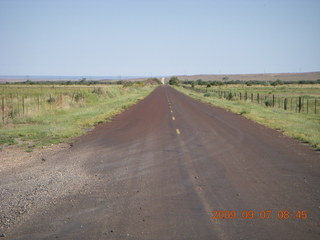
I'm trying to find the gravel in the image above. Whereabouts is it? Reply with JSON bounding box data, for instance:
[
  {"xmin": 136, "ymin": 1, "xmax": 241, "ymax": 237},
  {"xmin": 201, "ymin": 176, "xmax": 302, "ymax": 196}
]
[{"xmin": 0, "ymin": 144, "xmax": 92, "ymax": 235}]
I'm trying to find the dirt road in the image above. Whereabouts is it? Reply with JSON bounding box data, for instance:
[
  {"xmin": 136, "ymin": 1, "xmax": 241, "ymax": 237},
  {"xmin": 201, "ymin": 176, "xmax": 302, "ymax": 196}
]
[{"xmin": 1, "ymin": 86, "xmax": 319, "ymax": 239}]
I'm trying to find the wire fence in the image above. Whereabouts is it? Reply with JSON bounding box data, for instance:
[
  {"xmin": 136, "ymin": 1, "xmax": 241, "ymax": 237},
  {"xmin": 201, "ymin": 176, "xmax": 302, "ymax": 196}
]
[
  {"xmin": 183, "ymin": 86, "xmax": 319, "ymax": 114},
  {"xmin": 0, "ymin": 93, "xmax": 87, "ymax": 125}
]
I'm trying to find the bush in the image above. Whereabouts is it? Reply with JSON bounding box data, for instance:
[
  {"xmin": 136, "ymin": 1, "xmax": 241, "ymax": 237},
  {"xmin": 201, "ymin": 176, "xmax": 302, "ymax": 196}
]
[
  {"xmin": 123, "ymin": 81, "xmax": 134, "ymax": 87},
  {"xmin": 264, "ymin": 99, "xmax": 273, "ymax": 107},
  {"xmin": 74, "ymin": 93, "xmax": 83, "ymax": 102},
  {"xmin": 246, "ymin": 81, "xmax": 253, "ymax": 86},
  {"xmin": 226, "ymin": 92, "xmax": 234, "ymax": 100},
  {"xmin": 46, "ymin": 96, "xmax": 56, "ymax": 104},
  {"xmin": 169, "ymin": 76, "xmax": 180, "ymax": 85},
  {"xmin": 92, "ymin": 87, "xmax": 104, "ymax": 95}
]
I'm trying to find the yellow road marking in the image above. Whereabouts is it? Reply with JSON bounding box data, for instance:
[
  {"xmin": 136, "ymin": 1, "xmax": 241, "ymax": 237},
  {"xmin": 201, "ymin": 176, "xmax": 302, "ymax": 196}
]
[
  {"xmin": 172, "ymin": 116, "xmax": 175, "ymax": 120},
  {"xmin": 176, "ymin": 129, "xmax": 180, "ymax": 134}
]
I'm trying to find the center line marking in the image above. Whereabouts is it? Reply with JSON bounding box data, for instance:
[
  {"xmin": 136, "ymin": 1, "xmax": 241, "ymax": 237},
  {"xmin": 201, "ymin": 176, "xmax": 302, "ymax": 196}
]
[
  {"xmin": 170, "ymin": 110, "xmax": 173, "ymax": 113},
  {"xmin": 172, "ymin": 116, "xmax": 175, "ymax": 120},
  {"xmin": 176, "ymin": 129, "xmax": 180, "ymax": 134}
]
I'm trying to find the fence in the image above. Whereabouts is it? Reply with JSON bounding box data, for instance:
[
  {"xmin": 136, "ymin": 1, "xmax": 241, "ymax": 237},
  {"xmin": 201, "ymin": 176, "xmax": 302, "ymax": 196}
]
[
  {"xmin": 183, "ymin": 86, "xmax": 319, "ymax": 114},
  {"xmin": 0, "ymin": 93, "xmax": 85, "ymax": 125}
]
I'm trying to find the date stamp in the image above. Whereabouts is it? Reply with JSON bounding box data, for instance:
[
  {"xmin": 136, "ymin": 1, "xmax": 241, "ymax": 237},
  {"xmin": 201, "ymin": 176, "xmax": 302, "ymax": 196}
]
[{"xmin": 211, "ymin": 210, "xmax": 308, "ymax": 220}]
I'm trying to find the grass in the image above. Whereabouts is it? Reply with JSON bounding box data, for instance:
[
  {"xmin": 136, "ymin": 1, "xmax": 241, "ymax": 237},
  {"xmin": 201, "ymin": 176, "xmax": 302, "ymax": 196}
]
[
  {"xmin": 193, "ymin": 84, "xmax": 320, "ymax": 98},
  {"xmin": 0, "ymin": 84, "xmax": 156, "ymax": 150},
  {"xmin": 175, "ymin": 85, "xmax": 320, "ymax": 150}
]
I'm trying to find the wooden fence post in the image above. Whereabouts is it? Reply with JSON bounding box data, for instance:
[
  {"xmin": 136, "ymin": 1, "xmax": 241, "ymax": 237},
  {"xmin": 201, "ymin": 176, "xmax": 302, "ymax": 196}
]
[
  {"xmin": 22, "ymin": 96, "xmax": 25, "ymax": 115},
  {"xmin": 1, "ymin": 96, "xmax": 4, "ymax": 124},
  {"xmin": 284, "ymin": 98, "xmax": 287, "ymax": 110},
  {"xmin": 272, "ymin": 95, "xmax": 275, "ymax": 107},
  {"xmin": 315, "ymin": 98, "xmax": 317, "ymax": 114},
  {"xmin": 17, "ymin": 96, "xmax": 20, "ymax": 116},
  {"xmin": 11, "ymin": 95, "xmax": 14, "ymax": 119},
  {"xmin": 298, "ymin": 97, "xmax": 302, "ymax": 112}
]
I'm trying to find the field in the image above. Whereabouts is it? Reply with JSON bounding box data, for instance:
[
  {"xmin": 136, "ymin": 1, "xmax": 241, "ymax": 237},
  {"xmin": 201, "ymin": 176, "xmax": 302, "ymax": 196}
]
[
  {"xmin": 0, "ymin": 83, "xmax": 155, "ymax": 150},
  {"xmin": 176, "ymin": 84, "xmax": 320, "ymax": 149}
]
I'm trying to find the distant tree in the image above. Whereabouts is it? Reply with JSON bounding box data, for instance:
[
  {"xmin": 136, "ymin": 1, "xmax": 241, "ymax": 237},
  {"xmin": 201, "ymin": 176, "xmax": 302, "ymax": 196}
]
[
  {"xmin": 79, "ymin": 78, "xmax": 86, "ymax": 84},
  {"xmin": 24, "ymin": 80, "xmax": 34, "ymax": 85},
  {"xmin": 195, "ymin": 79, "xmax": 204, "ymax": 85},
  {"xmin": 246, "ymin": 81, "xmax": 253, "ymax": 86},
  {"xmin": 169, "ymin": 76, "xmax": 180, "ymax": 85}
]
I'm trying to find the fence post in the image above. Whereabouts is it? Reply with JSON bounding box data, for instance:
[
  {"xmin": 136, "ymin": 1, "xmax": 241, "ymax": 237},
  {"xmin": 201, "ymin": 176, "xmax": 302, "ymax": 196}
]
[
  {"xmin": 38, "ymin": 95, "xmax": 40, "ymax": 112},
  {"xmin": 17, "ymin": 96, "xmax": 20, "ymax": 116},
  {"xmin": 1, "ymin": 96, "xmax": 4, "ymax": 124},
  {"xmin": 307, "ymin": 99, "xmax": 309, "ymax": 113},
  {"xmin": 11, "ymin": 95, "xmax": 14, "ymax": 119},
  {"xmin": 257, "ymin": 93, "xmax": 259, "ymax": 104},
  {"xmin": 284, "ymin": 98, "xmax": 287, "ymax": 110},
  {"xmin": 245, "ymin": 92, "xmax": 247, "ymax": 101},
  {"xmin": 298, "ymin": 97, "xmax": 302, "ymax": 112},
  {"xmin": 22, "ymin": 96, "xmax": 25, "ymax": 115},
  {"xmin": 272, "ymin": 95, "xmax": 275, "ymax": 107},
  {"xmin": 315, "ymin": 98, "xmax": 317, "ymax": 114}
]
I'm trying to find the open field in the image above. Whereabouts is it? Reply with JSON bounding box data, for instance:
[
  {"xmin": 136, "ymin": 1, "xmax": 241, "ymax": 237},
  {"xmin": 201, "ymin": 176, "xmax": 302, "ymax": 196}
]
[
  {"xmin": 175, "ymin": 84, "xmax": 320, "ymax": 149},
  {"xmin": 0, "ymin": 84, "xmax": 155, "ymax": 150}
]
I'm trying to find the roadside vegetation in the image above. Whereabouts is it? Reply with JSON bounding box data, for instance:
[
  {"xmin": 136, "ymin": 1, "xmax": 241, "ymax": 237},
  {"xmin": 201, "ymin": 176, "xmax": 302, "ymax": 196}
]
[
  {"xmin": 172, "ymin": 77, "xmax": 320, "ymax": 149},
  {"xmin": 0, "ymin": 80, "xmax": 159, "ymax": 151}
]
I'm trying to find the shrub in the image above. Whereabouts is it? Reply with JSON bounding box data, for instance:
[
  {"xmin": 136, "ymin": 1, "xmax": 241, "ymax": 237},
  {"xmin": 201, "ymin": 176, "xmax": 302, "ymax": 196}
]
[
  {"xmin": 169, "ymin": 76, "xmax": 180, "ymax": 85},
  {"xmin": 239, "ymin": 110, "xmax": 249, "ymax": 115},
  {"xmin": 46, "ymin": 96, "xmax": 56, "ymax": 104},
  {"xmin": 74, "ymin": 93, "xmax": 83, "ymax": 102},
  {"xmin": 226, "ymin": 92, "xmax": 234, "ymax": 100},
  {"xmin": 264, "ymin": 99, "xmax": 273, "ymax": 107},
  {"xmin": 123, "ymin": 81, "xmax": 134, "ymax": 87},
  {"xmin": 92, "ymin": 87, "xmax": 104, "ymax": 95}
]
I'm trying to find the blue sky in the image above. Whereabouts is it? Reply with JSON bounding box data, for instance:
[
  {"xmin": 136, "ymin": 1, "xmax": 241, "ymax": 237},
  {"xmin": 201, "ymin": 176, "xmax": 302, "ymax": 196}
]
[{"xmin": 0, "ymin": 0, "xmax": 319, "ymax": 76}]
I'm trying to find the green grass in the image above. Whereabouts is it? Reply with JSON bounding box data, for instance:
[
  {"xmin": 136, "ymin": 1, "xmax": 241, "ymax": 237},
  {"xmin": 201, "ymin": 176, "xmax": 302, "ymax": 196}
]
[
  {"xmin": 0, "ymin": 85, "xmax": 155, "ymax": 150},
  {"xmin": 175, "ymin": 86, "xmax": 320, "ymax": 150},
  {"xmin": 192, "ymin": 84, "xmax": 320, "ymax": 98}
]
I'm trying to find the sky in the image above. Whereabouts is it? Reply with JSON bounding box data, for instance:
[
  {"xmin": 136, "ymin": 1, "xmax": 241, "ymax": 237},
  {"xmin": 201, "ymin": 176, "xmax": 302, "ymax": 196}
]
[{"xmin": 0, "ymin": 0, "xmax": 319, "ymax": 76}]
